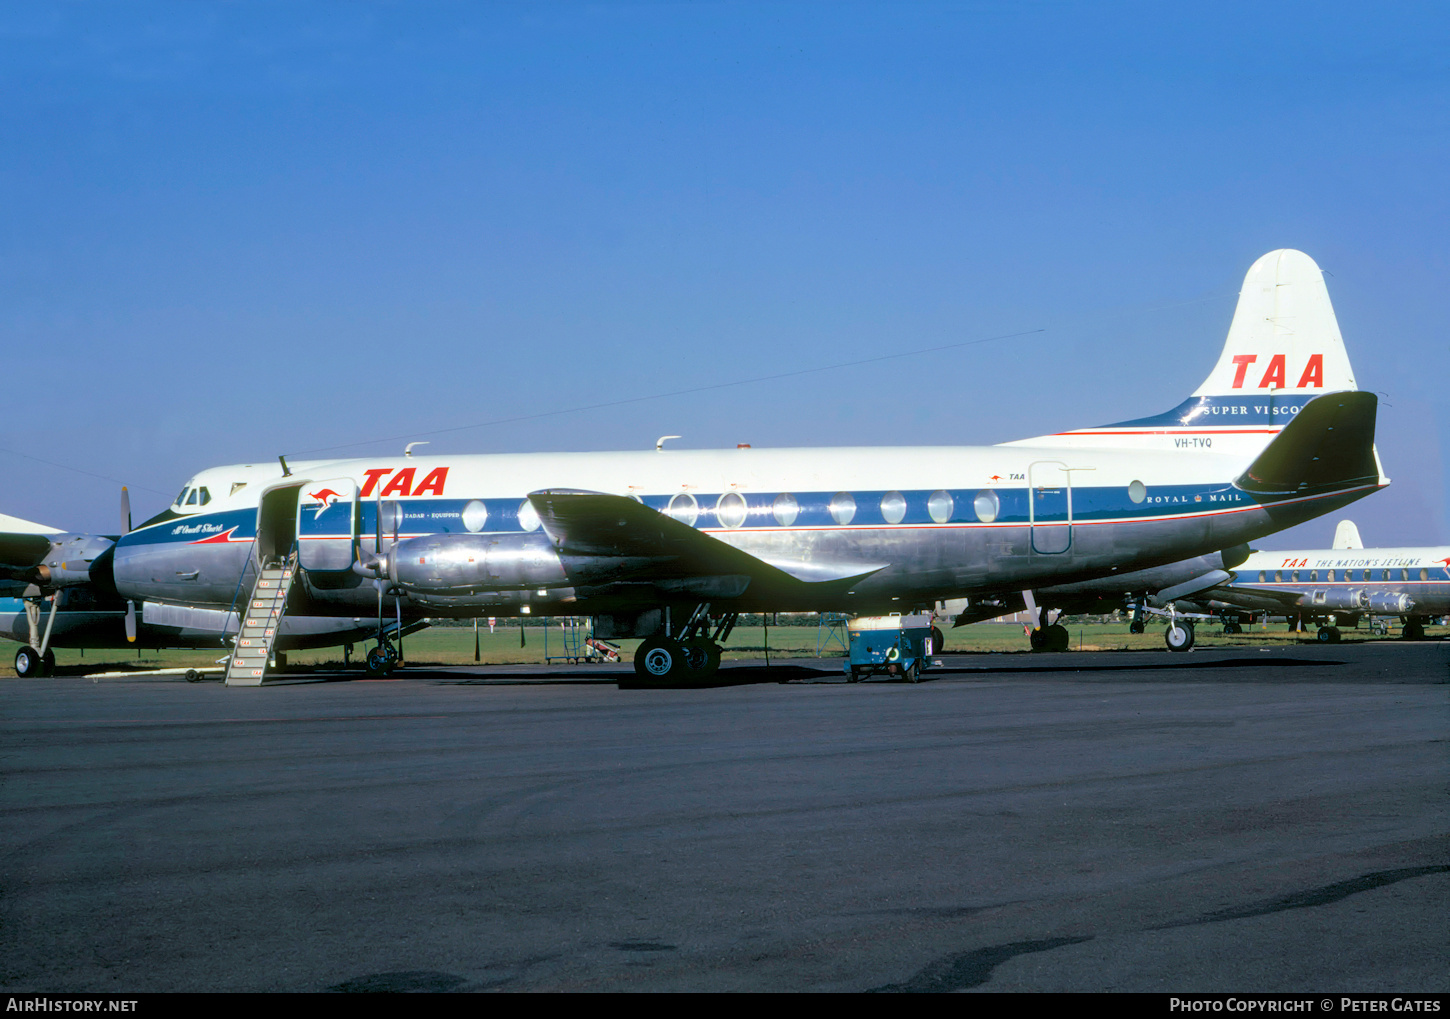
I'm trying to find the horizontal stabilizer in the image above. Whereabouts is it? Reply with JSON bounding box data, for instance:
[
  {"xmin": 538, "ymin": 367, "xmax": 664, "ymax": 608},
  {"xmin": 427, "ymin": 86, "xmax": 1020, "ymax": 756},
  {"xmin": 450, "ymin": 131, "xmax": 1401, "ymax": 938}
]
[
  {"xmin": 1148, "ymin": 570, "xmax": 1233, "ymax": 607},
  {"xmin": 528, "ymin": 490, "xmax": 882, "ymax": 591},
  {"xmin": 1235, "ymin": 391, "xmax": 1380, "ymax": 496}
]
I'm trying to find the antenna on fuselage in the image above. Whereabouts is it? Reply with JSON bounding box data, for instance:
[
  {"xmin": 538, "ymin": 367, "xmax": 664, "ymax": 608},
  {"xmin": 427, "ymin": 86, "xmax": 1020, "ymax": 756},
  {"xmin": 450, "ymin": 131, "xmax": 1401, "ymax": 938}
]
[
  {"xmin": 656, "ymin": 435, "xmax": 681, "ymax": 451},
  {"xmin": 278, "ymin": 455, "xmax": 292, "ymax": 477},
  {"xmin": 404, "ymin": 442, "xmax": 429, "ymax": 457}
]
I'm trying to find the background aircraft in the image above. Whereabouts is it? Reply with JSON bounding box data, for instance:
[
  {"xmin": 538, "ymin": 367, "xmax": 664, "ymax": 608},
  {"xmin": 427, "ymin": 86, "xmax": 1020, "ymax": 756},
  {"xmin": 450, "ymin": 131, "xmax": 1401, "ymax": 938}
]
[{"xmin": 1009, "ymin": 519, "xmax": 1447, "ymax": 650}]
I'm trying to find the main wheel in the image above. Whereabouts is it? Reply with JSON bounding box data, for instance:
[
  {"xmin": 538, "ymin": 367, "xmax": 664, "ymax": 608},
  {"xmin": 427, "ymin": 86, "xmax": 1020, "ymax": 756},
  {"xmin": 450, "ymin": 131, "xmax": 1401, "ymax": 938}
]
[
  {"xmin": 1316, "ymin": 626, "xmax": 1341, "ymax": 643},
  {"xmin": 1165, "ymin": 622, "xmax": 1195, "ymax": 652},
  {"xmin": 14, "ymin": 645, "xmax": 41, "ymax": 677},
  {"xmin": 1029, "ymin": 628, "xmax": 1049, "ymax": 651},
  {"xmin": 1402, "ymin": 620, "xmax": 1425, "ymax": 641},
  {"xmin": 1128, "ymin": 620, "xmax": 1145, "ymax": 635},
  {"xmin": 634, "ymin": 637, "xmax": 683, "ymax": 683},
  {"xmin": 680, "ymin": 638, "xmax": 722, "ymax": 681}
]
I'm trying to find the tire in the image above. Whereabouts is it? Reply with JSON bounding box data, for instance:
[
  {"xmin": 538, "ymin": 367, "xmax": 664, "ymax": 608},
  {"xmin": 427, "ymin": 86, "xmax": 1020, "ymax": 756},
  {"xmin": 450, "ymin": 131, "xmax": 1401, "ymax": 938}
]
[
  {"xmin": 634, "ymin": 637, "xmax": 682, "ymax": 683},
  {"xmin": 1129, "ymin": 620, "xmax": 1145, "ymax": 635},
  {"xmin": 1029, "ymin": 628, "xmax": 1049, "ymax": 651},
  {"xmin": 14, "ymin": 645, "xmax": 40, "ymax": 677},
  {"xmin": 930, "ymin": 626, "xmax": 944, "ymax": 655},
  {"xmin": 41, "ymin": 649, "xmax": 55, "ymax": 677},
  {"xmin": 1047, "ymin": 623, "xmax": 1070, "ymax": 652},
  {"xmin": 681, "ymin": 638, "xmax": 721, "ymax": 679},
  {"xmin": 1403, "ymin": 621, "xmax": 1425, "ymax": 641},
  {"xmin": 366, "ymin": 644, "xmax": 393, "ymax": 677},
  {"xmin": 185, "ymin": 669, "xmax": 202, "ymax": 683},
  {"xmin": 1165, "ymin": 622, "xmax": 1195, "ymax": 652},
  {"xmin": 1316, "ymin": 626, "xmax": 1341, "ymax": 643},
  {"xmin": 903, "ymin": 661, "xmax": 920, "ymax": 683}
]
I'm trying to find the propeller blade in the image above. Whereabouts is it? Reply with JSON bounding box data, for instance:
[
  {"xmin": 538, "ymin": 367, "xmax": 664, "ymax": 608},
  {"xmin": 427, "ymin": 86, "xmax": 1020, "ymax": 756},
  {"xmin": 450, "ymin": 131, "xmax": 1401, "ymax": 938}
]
[
  {"xmin": 124, "ymin": 600, "xmax": 136, "ymax": 643},
  {"xmin": 121, "ymin": 487, "xmax": 132, "ymax": 535}
]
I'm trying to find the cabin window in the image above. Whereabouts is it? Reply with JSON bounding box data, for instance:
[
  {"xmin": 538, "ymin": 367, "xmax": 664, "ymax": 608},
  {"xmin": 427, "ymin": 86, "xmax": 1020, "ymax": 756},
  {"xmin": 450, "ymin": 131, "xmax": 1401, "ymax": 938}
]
[
  {"xmin": 517, "ymin": 499, "xmax": 541, "ymax": 532},
  {"xmin": 667, "ymin": 493, "xmax": 699, "ymax": 527},
  {"xmin": 1420, "ymin": 568, "xmax": 1430, "ymax": 581},
  {"xmin": 1401, "ymin": 568, "xmax": 1409, "ymax": 581},
  {"xmin": 1309, "ymin": 571, "xmax": 1317, "ymax": 582},
  {"xmin": 716, "ymin": 492, "xmax": 747, "ymax": 529},
  {"xmin": 1258, "ymin": 571, "xmax": 1266, "ymax": 583},
  {"xmin": 829, "ymin": 492, "xmax": 857, "ymax": 526},
  {"xmin": 880, "ymin": 491, "xmax": 907, "ymax": 525},
  {"xmin": 1274, "ymin": 571, "xmax": 1282, "ymax": 583},
  {"xmin": 1326, "ymin": 569, "xmax": 1335, "ymax": 582},
  {"xmin": 462, "ymin": 500, "xmax": 489, "ymax": 533},
  {"xmin": 772, "ymin": 493, "xmax": 799, "ymax": 527},
  {"xmin": 1127, "ymin": 480, "xmax": 1147, "ymax": 504},
  {"xmin": 928, "ymin": 490, "xmax": 954, "ymax": 524},
  {"xmin": 379, "ymin": 500, "xmax": 405, "ymax": 536},
  {"xmin": 973, "ymin": 490, "xmax": 999, "ymax": 523}
]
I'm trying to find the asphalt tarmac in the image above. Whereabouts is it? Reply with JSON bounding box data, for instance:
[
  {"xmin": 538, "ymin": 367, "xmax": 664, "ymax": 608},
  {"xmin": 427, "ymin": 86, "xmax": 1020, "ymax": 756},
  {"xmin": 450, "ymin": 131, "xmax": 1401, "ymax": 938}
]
[{"xmin": 1, "ymin": 643, "xmax": 1445, "ymax": 992}]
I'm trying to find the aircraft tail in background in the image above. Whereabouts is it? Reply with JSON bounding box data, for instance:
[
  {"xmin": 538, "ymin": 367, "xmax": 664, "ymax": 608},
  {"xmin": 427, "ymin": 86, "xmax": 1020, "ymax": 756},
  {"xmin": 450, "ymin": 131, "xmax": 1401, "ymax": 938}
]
[{"xmin": 1333, "ymin": 519, "xmax": 1364, "ymax": 549}]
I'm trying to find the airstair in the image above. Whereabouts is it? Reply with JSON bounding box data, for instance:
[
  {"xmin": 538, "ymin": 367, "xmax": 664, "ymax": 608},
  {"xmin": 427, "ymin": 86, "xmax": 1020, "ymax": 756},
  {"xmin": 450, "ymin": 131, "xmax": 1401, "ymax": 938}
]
[{"xmin": 224, "ymin": 551, "xmax": 297, "ymax": 686}]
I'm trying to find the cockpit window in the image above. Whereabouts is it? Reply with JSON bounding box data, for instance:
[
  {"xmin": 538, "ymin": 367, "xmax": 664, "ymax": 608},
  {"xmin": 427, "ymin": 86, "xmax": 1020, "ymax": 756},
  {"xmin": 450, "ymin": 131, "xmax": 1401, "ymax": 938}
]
[
  {"xmin": 175, "ymin": 487, "xmax": 189, "ymax": 507},
  {"xmin": 185, "ymin": 489, "xmax": 199, "ymax": 506},
  {"xmin": 197, "ymin": 487, "xmax": 211, "ymax": 505}
]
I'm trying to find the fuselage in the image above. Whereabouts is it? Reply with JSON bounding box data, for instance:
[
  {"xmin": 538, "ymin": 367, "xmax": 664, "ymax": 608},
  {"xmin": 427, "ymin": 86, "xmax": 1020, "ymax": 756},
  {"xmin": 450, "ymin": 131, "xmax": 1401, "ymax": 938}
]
[
  {"xmin": 1203, "ymin": 546, "xmax": 1450, "ymax": 618},
  {"xmin": 111, "ymin": 441, "xmax": 1384, "ymax": 619}
]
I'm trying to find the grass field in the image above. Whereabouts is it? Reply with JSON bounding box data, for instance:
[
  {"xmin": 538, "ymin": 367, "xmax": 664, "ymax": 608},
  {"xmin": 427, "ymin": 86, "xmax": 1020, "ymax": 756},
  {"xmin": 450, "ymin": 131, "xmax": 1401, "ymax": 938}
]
[{"xmin": 21, "ymin": 617, "xmax": 1446, "ymax": 676}]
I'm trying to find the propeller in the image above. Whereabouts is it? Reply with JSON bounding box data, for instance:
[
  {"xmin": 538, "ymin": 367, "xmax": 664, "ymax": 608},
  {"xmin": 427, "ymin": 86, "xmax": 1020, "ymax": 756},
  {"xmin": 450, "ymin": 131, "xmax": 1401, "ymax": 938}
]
[{"xmin": 121, "ymin": 486, "xmax": 136, "ymax": 643}]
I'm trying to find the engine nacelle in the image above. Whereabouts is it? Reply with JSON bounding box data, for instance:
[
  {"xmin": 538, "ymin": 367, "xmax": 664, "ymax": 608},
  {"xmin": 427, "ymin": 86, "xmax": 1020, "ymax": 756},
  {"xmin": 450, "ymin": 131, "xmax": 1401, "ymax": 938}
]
[
  {"xmin": 1303, "ymin": 588, "xmax": 1371, "ymax": 611},
  {"xmin": 1367, "ymin": 591, "xmax": 1415, "ymax": 614},
  {"xmin": 386, "ymin": 533, "xmax": 568, "ymax": 594}
]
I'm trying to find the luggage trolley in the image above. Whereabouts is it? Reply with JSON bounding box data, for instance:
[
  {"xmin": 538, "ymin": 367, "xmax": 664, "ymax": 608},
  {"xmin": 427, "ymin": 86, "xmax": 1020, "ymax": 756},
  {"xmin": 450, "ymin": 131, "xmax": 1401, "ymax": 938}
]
[{"xmin": 845, "ymin": 613, "xmax": 937, "ymax": 682}]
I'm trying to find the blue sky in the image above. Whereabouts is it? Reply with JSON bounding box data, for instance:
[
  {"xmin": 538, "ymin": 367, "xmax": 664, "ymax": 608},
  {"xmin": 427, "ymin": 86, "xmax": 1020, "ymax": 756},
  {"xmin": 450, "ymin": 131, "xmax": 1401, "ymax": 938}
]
[{"xmin": 2, "ymin": 1, "xmax": 1447, "ymax": 547}]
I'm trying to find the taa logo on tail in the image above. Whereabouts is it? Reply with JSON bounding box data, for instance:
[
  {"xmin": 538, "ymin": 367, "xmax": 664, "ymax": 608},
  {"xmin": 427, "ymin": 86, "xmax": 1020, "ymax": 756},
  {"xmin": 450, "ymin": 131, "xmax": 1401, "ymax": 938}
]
[{"xmin": 1230, "ymin": 354, "xmax": 1323, "ymax": 390}]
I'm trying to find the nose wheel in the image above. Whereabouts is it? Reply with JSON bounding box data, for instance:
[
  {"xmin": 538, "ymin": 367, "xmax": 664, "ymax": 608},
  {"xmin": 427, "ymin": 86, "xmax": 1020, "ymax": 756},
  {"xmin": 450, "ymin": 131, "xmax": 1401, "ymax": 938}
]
[
  {"xmin": 14, "ymin": 645, "xmax": 54, "ymax": 677},
  {"xmin": 1165, "ymin": 621, "xmax": 1195, "ymax": 652}
]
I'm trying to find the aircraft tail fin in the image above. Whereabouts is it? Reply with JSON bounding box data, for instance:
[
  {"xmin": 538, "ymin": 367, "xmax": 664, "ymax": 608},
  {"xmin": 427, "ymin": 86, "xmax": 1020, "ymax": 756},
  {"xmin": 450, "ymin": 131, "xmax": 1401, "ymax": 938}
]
[
  {"xmin": 1191, "ymin": 249, "xmax": 1356, "ymax": 398},
  {"xmin": 1004, "ymin": 249, "xmax": 1360, "ymax": 456},
  {"xmin": 1332, "ymin": 519, "xmax": 1364, "ymax": 549}
]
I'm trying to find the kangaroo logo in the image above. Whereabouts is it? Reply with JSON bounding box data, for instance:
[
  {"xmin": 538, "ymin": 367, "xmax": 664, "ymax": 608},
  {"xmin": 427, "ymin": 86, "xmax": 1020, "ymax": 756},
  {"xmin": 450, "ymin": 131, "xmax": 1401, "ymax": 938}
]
[{"xmin": 306, "ymin": 488, "xmax": 344, "ymax": 520}]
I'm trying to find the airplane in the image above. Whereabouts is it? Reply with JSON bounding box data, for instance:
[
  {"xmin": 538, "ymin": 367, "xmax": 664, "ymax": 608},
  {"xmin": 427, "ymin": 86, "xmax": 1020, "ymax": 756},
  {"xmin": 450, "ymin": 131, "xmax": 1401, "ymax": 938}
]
[
  {"xmin": 1, "ymin": 249, "xmax": 1389, "ymax": 684},
  {"xmin": 997, "ymin": 520, "xmax": 1447, "ymax": 650},
  {"xmin": 1158, "ymin": 519, "xmax": 1447, "ymax": 646}
]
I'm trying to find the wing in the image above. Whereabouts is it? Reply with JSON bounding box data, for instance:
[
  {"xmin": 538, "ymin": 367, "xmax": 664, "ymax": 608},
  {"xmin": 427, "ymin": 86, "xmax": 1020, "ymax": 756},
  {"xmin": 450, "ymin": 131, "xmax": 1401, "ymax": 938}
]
[{"xmin": 527, "ymin": 489, "xmax": 884, "ymax": 600}]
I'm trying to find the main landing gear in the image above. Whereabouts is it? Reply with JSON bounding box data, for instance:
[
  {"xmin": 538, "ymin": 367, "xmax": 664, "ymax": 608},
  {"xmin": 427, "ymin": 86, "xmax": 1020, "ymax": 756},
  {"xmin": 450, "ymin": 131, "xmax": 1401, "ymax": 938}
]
[
  {"xmin": 624, "ymin": 606, "xmax": 735, "ymax": 688},
  {"xmin": 1316, "ymin": 625, "xmax": 1342, "ymax": 643}
]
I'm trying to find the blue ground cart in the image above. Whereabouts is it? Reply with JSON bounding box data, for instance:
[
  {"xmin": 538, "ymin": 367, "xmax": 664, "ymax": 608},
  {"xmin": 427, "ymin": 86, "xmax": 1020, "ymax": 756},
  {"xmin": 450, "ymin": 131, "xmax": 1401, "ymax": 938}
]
[{"xmin": 845, "ymin": 613, "xmax": 938, "ymax": 682}]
